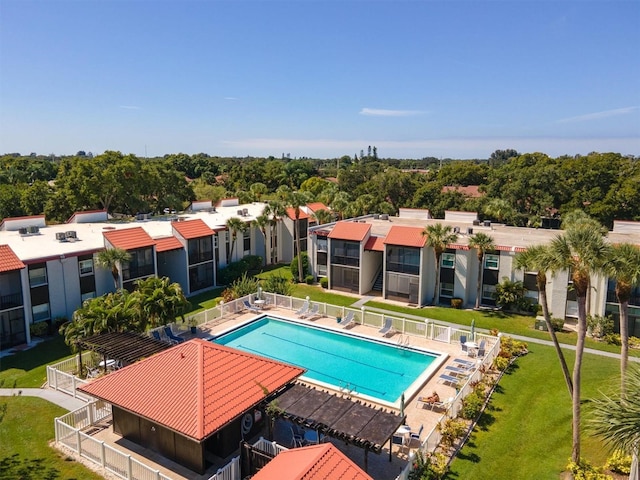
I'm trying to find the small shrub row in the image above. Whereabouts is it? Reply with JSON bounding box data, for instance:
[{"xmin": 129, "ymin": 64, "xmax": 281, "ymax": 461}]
[
  {"xmin": 218, "ymin": 255, "xmax": 264, "ymax": 285},
  {"xmin": 408, "ymin": 450, "xmax": 448, "ymax": 480},
  {"xmin": 566, "ymin": 458, "xmax": 613, "ymax": 480}
]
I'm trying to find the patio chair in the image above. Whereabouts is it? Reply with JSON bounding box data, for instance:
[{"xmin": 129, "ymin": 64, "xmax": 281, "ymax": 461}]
[
  {"xmin": 437, "ymin": 373, "xmax": 460, "ymax": 386},
  {"xmin": 392, "ymin": 433, "xmax": 408, "ymax": 455},
  {"xmin": 475, "ymin": 340, "xmax": 486, "ymax": 358},
  {"xmin": 163, "ymin": 326, "xmax": 185, "ymax": 344},
  {"xmin": 290, "ymin": 426, "xmax": 304, "ymax": 448},
  {"xmin": 410, "ymin": 424, "xmax": 424, "ymax": 445},
  {"xmin": 431, "ymin": 396, "xmax": 454, "ymax": 412},
  {"xmin": 453, "ymin": 357, "xmax": 475, "ymax": 367},
  {"xmin": 295, "ymin": 301, "xmax": 310, "ymax": 316},
  {"xmin": 378, "ymin": 317, "xmax": 395, "ymax": 336},
  {"xmin": 460, "ymin": 335, "xmax": 469, "ymax": 355},
  {"xmin": 243, "ymin": 300, "xmax": 261, "ymax": 314},
  {"xmin": 445, "ymin": 365, "xmax": 473, "ymax": 377},
  {"xmin": 301, "ymin": 303, "xmax": 319, "ymax": 319},
  {"xmin": 151, "ymin": 330, "xmax": 163, "ymax": 342},
  {"xmin": 338, "ymin": 311, "xmax": 355, "ymax": 328}
]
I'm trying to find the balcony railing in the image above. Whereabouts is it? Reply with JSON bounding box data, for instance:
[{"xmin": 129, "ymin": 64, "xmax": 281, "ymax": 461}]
[{"xmin": 0, "ymin": 293, "xmax": 23, "ymax": 310}]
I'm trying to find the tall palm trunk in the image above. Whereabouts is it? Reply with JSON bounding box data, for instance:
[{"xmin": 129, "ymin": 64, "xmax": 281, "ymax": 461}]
[
  {"xmin": 572, "ymin": 292, "xmax": 588, "ymax": 463},
  {"xmin": 538, "ymin": 273, "xmax": 573, "ymax": 396},
  {"xmin": 295, "ymin": 217, "xmax": 303, "ymax": 282},
  {"xmin": 617, "ymin": 282, "xmax": 631, "ymax": 392},
  {"xmin": 475, "ymin": 252, "xmax": 483, "ymax": 309}
]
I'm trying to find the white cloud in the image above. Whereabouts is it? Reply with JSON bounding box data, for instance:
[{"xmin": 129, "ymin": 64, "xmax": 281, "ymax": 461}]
[
  {"xmin": 359, "ymin": 108, "xmax": 426, "ymax": 117},
  {"xmin": 556, "ymin": 106, "xmax": 638, "ymax": 123},
  {"xmin": 118, "ymin": 105, "xmax": 141, "ymax": 110},
  {"xmin": 224, "ymin": 97, "xmax": 238, "ymax": 101}
]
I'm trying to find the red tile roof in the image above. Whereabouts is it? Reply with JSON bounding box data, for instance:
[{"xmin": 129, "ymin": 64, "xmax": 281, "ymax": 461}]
[
  {"xmin": 0, "ymin": 245, "xmax": 25, "ymax": 272},
  {"xmin": 448, "ymin": 243, "xmax": 470, "ymax": 250},
  {"xmin": 441, "ymin": 185, "xmax": 483, "ymax": 198},
  {"xmin": 327, "ymin": 222, "xmax": 370, "ymax": 242},
  {"xmin": 78, "ymin": 339, "xmax": 304, "ymax": 441},
  {"xmin": 172, "ymin": 219, "xmax": 214, "ymax": 240},
  {"xmin": 286, "ymin": 207, "xmax": 310, "ymax": 221},
  {"xmin": 306, "ymin": 202, "xmax": 330, "ymax": 213},
  {"xmin": 103, "ymin": 227, "xmax": 155, "ymax": 250},
  {"xmin": 383, "ymin": 226, "xmax": 426, "ymax": 248},
  {"xmin": 364, "ymin": 236, "xmax": 385, "ymax": 251},
  {"xmin": 252, "ymin": 443, "xmax": 372, "ymax": 480},
  {"xmin": 154, "ymin": 236, "xmax": 183, "ymax": 252}
]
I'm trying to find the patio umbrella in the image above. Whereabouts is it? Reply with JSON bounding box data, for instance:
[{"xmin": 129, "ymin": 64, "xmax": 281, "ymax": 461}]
[
  {"xmin": 400, "ymin": 392, "xmax": 405, "ymax": 418},
  {"xmin": 470, "ymin": 319, "xmax": 476, "ymax": 341}
]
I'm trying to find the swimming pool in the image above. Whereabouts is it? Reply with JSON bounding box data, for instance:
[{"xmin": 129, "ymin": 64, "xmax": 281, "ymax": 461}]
[{"xmin": 213, "ymin": 316, "xmax": 446, "ymax": 407}]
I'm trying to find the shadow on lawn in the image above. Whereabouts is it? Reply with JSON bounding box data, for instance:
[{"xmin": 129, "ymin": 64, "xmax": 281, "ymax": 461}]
[
  {"xmin": 0, "ymin": 454, "xmax": 64, "ymax": 480},
  {"xmin": 0, "ymin": 335, "xmax": 71, "ymax": 373}
]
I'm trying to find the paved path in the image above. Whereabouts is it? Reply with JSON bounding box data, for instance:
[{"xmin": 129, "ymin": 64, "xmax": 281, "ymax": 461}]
[
  {"xmin": 361, "ymin": 303, "xmax": 640, "ymax": 362},
  {"xmin": 0, "ymin": 388, "xmax": 88, "ymax": 411}
]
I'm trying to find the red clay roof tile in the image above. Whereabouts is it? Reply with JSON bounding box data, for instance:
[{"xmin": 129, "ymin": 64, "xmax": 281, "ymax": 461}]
[
  {"xmin": 286, "ymin": 207, "xmax": 310, "ymax": 221},
  {"xmin": 383, "ymin": 226, "xmax": 426, "ymax": 248},
  {"xmin": 154, "ymin": 236, "xmax": 183, "ymax": 252},
  {"xmin": 79, "ymin": 340, "xmax": 304, "ymax": 441},
  {"xmin": 0, "ymin": 245, "xmax": 25, "ymax": 272},
  {"xmin": 306, "ymin": 202, "xmax": 330, "ymax": 213},
  {"xmin": 364, "ymin": 236, "xmax": 385, "ymax": 251},
  {"xmin": 327, "ymin": 222, "xmax": 370, "ymax": 242},
  {"xmin": 172, "ymin": 219, "xmax": 214, "ymax": 240},
  {"xmin": 103, "ymin": 227, "xmax": 155, "ymax": 250},
  {"xmin": 252, "ymin": 443, "xmax": 373, "ymax": 480}
]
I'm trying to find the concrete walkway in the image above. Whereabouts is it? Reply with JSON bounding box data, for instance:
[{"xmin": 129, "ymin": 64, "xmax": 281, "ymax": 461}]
[
  {"xmin": 0, "ymin": 388, "xmax": 88, "ymax": 411},
  {"xmin": 361, "ymin": 303, "xmax": 640, "ymax": 363}
]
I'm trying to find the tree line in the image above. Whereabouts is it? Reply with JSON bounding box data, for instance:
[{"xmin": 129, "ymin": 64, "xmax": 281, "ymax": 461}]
[{"xmin": 1, "ymin": 149, "xmax": 638, "ymax": 228}]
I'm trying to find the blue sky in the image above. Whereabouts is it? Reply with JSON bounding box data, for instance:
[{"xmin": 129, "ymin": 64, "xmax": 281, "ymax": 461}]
[{"xmin": 1, "ymin": 0, "xmax": 639, "ymax": 159}]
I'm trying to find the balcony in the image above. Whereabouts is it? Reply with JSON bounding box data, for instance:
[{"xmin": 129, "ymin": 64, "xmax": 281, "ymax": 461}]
[{"xmin": 0, "ymin": 293, "xmax": 23, "ymax": 310}]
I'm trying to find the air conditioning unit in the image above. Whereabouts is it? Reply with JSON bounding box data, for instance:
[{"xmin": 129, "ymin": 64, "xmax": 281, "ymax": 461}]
[
  {"xmin": 27, "ymin": 226, "xmax": 40, "ymax": 234},
  {"xmin": 66, "ymin": 231, "xmax": 77, "ymax": 241},
  {"xmin": 56, "ymin": 232, "xmax": 67, "ymax": 242},
  {"xmin": 453, "ymin": 226, "xmax": 460, "ymax": 233},
  {"xmin": 467, "ymin": 227, "xmax": 474, "ymax": 235},
  {"xmin": 18, "ymin": 227, "xmax": 28, "ymax": 236},
  {"xmin": 242, "ymin": 208, "xmax": 249, "ymax": 216},
  {"xmin": 237, "ymin": 210, "xmax": 243, "ymax": 216},
  {"xmin": 483, "ymin": 220, "xmax": 491, "ymax": 227}
]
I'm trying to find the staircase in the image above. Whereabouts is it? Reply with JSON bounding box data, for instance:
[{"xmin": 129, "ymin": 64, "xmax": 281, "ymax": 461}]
[{"xmin": 372, "ymin": 270, "xmax": 384, "ymax": 292}]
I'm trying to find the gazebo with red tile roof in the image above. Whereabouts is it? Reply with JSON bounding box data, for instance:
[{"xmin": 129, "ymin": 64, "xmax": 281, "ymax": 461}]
[
  {"xmin": 79, "ymin": 339, "xmax": 305, "ymax": 474},
  {"xmin": 252, "ymin": 443, "xmax": 373, "ymax": 480}
]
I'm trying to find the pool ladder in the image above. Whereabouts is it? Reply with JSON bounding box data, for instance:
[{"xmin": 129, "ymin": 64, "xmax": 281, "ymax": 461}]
[{"xmin": 396, "ymin": 335, "xmax": 410, "ymax": 349}]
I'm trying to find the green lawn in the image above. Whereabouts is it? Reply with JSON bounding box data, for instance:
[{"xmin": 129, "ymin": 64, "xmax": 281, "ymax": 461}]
[
  {"xmin": 448, "ymin": 343, "xmax": 619, "ymax": 479},
  {"xmin": 0, "ymin": 396, "xmax": 103, "ymax": 480}
]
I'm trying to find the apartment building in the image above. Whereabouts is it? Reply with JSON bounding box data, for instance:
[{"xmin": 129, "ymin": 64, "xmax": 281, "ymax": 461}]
[
  {"xmin": 0, "ymin": 199, "xmax": 297, "ymax": 349},
  {"xmin": 308, "ymin": 209, "xmax": 640, "ymax": 338}
]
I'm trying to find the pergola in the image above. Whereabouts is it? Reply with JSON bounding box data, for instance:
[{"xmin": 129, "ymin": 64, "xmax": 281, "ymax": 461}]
[
  {"xmin": 78, "ymin": 332, "xmax": 172, "ymax": 367},
  {"xmin": 272, "ymin": 383, "xmax": 406, "ymax": 472}
]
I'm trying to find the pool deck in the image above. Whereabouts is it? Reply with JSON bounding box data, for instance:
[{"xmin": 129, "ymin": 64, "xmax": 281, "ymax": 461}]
[{"xmin": 76, "ymin": 306, "xmax": 475, "ymax": 480}]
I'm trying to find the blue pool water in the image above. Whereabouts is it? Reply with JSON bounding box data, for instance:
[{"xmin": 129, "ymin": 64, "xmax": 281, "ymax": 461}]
[{"xmin": 214, "ymin": 317, "xmax": 438, "ymax": 404}]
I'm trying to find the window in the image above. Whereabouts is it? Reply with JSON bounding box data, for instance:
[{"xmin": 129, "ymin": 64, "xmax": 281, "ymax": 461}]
[
  {"xmin": 32, "ymin": 303, "xmax": 50, "ymax": 322},
  {"xmin": 188, "ymin": 237, "xmax": 213, "ymax": 265},
  {"xmin": 331, "ymin": 240, "xmax": 360, "ymax": 267},
  {"xmin": 317, "ymin": 252, "xmax": 327, "ymax": 276},
  {"xmin": 81, "ymin": 291, "xmax": 96, "ymax": 302},
  {"xmin": 122, "ymin": 247, "xmax": 154, "ymax": 281},
  {"xmin": 28, "ymin": 266, "xmax": 47, "ymax": 287},
  {"xmin": 79, "ymin": 259, "xmax": 94, "ymax": 276},
  {"xmin": 441, "ymin": 253, "xmax": 455, "ymax": 269},
  {"xmin": 317, "ymin": 237, "xmax": 328, "ymax": 253},
  {"xmin": 387, "ymin": 247, "xmax": 420, "ymax": 275},
  {"xmin": 243, "ymin": 229, "xmax": 251, "ymax": 254},
  {"xmin": 440, "ymin": 282, "xmax": 454, "ymax": 298},
  {"xmin": 482, "ymin": 284, "xmax": 497, "ymax": 301},
  {"xmin": 484, "ymin": 254, "xmax": 499, "ymax": 270}
]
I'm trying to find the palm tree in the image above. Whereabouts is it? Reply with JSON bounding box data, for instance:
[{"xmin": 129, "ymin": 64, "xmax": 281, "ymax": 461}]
[
  {"xmin": 134, "ymin": 276, "xmax": 191, "ymax": 328},
  {"xmin": 468, "ymin": 233, "xmax": 495, "ymax": 309},
  {"xmin": 287, "ymin": 190, "xmax": 310, "ymax": 283},
  {"xmin": 226, "ymin": 216, "xmax": 247, "ymax": 264},
  {"xmin": 603, "ymin": 243, "xmax": 640, "ymax": 392},
  {"xmin": 515, "ymin": 245, "xmax": 573, "ymax": 397},
  {"xmin": 421, "ymin": 223, "xmax": 458, "ymax": 305},
  {"xmin": 266, "ymin": 200, "xmax": 287, "ymax": 264},
  {"xmin": 548, "ymin": 224, "xmax": 609, "ymax": 463},
  {"xmin": 590, "ymin": 364, "xmax": 640, "ymax": 479},
  {"xmin": 96, "ymin": 248, "xmax": 131, "ymax": 290},
  {"xmin": 312, "ymin": 208, "xmax": 332, "ymax": 226},
  {"xmin": 252, "ymin": 211, "xmax": 271, "ymax": 266},
  {"xmin": 330, "ymin": 191, "xmax": 350, "ymax": 220}
]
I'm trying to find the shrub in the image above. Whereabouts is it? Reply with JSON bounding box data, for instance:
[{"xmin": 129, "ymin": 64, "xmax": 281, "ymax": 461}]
[
  {"xmin": 587, "ymin": 314, "xmax": 614, "ymax": 339},
  {"xmin": 566, "ymin": 458, "xmax": 612, "ymax": 480},
  {"xmin": 221, "ymin": 288, "xmax": 236, "ymax": 302},
  {"xmin": 493, "ymin": 278, "xmax": 526, "ymax": 311},
  {"xmin": 603, "ymin": 333, "xmax": 621, "ymax": 346},
  {"xmin": 604, "ymin": 450, "xmax": 631, "ymax": 475},
  {"xmin": 320, "ymin": 277, "xmax": 328, "ymax": 288},
  {"xmin": 493, "ymin": 355, "xmax": 509, "ymax": 371},
  {"xmin": 629, "ymin": 336, "xmax": 640, "ymax": 349},
  {"xmin": 261, "ymin": 273, "xmax": 293, "ymax": 296},
  {"xmin": 29, "ymin": 321, "xmax": 49, "ymax": 337},
  {"xmin": 290, "ymin": 252, "xmax": 310, "ymax": 281},
  {"xmin": 460, "ymin": 391, "xmax": 484, "ymax": 420},
  {"xmin": 450, "ymin": 297, "xmax": 463, "ymax": 309},
  {"xmin": 305, "ymin": 274, "xmax": 315, "ymax": 285},
  {"xmin": 499, "ymin": 336, "xmax": 529, "ymax": 358},
  {"xmin": 408, "ymin": 451, "xmax": 448, "ymax": 480},
  {"xmin": 550, "ymin": 317, "xmax": 565, "ymax": 332},
  {"xmin": 437, "ymin": 418, "xmax": 466, "ymax": 450},
  {"xmin": 218, "ymin": 260, "xmax": 249, "ymax": 285},
  {"xmin": 230, "ymin": 273, "xmax": 260, "ymax": 298},
  {"xmin": 243, "ymin": 254, "xmax": 263, "ymax": 272}
]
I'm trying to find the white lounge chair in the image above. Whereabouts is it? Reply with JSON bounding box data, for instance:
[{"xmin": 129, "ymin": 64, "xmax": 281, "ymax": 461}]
[
  {"xmin": 295, "ymin": 301, "xmax": 310, "ymax": 316},
  {"xmin": 379, "ymin": 317, "xmax": 395, "ymax": 336},
  {"xmin": 437, "ymin": 373, "xmax": 460, "ymax": 386},
  {"xmin": 338, "ymin": 311, "xmax": 355, "ymax": 328},
  {"xmin": 301, "ymin": 303, "xmax": 319, "ymax": 319}
]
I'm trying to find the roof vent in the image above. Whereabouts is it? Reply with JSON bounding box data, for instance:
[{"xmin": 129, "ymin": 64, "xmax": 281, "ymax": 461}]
[{"xmin": 380, "ymin": 214, "xmax": 389, "ymax": 220}]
